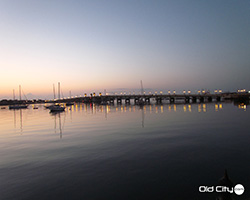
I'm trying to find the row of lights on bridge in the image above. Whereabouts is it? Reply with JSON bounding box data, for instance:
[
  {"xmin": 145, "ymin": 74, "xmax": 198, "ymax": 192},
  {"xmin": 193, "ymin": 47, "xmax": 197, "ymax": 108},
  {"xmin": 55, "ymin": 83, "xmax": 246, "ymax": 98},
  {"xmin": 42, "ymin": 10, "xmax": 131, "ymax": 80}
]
[{"xmin": 61, "ymin": 90, "xmax": 223, "ymax": 99}]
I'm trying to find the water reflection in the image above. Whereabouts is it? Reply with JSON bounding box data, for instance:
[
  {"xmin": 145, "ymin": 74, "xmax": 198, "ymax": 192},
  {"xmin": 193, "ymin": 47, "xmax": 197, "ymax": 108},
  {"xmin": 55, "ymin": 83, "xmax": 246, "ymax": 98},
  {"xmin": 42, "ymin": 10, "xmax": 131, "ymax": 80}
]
[
  {"xmin": 4, "ymin": 101, "xmax": 248, "ymax": 134},
  {"xmin": 19, "ymin": 109, "xmax": 23, "ymax": 132},
  {"xmin": 141, "ymin": 108, "xmax": 145, "ymax": 128},
  {"xmin": 11, "ymin": 109, "xmax": 23, "ymax": 132},
  {"xmin": 50, "ymin": 112, "xmax": 64, "ymax": 138},
  {"xmin": 237, "ymin": 103, "xmax": 247, "ymax": 111},
  {"xmin": 0, "ymin": 101, "xmax": 249, "ymax": 200},
  {"xmin": 58, "ymin": 101, "xmax": 248, "ymax": 115}
]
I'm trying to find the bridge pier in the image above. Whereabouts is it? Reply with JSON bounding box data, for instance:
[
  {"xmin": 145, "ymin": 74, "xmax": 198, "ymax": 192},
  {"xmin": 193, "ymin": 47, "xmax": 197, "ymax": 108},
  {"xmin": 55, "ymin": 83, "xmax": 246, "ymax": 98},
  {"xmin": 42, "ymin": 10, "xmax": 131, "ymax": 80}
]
[
  {"xmin": 208, "ymin": 96, "xmax": 212, "ymax": 102},
  {"xmin": 117, "ymin": 99, "xmax": 122, "ymax": 104},
  {"xmin": 216, "ymin": 96, "xmax": 221, "ymax": 102},
  {"xmin": 125, "ymin": 99, "xmax": 130, "ymax": 104},
  {"xmin": 134, "ymin": 98, "xmax": 139, "ymax": 104},
  {"xmin": 156, "ymin": 97, "xmax": 162, "ymax": 104},
  {"xmin": 192, "ymin": 97, "xmax": 197, "ymax": 103},
  {"xmin": 145, "ymin": 98, "xmax": 150, "ymax": 104},
  {"xmin": 199, "ymin": 97, "xmax": 204, "ymax": 103},
  {"xmin": 110, "ymin": 99, "xmax": 114, "ymax": 104},
  {"xmin": 185, "ymin": 97, "xmax": 190, "ymax": 103},
  {"xmin": 170, "ymin": 97, "xmax": 175, "ymax": 103}
]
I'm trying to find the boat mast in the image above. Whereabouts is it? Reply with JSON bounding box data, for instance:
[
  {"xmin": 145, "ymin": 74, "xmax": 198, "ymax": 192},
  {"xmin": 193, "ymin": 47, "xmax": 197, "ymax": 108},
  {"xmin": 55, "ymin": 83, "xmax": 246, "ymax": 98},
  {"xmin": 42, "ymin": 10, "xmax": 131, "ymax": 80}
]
[
  {"xmin": 58, "ymin": 82, "xmax": 60, "ymax": 99},
  {"xmin": 53, "ymin": 84, "xmax": 56, "ymax": 100},
  {"xmin": 13, "ymin": 89, "xmax": 15, "ymax": 100},
  {"xmin": 19, "ymin": 85, "xmax": 21, "ymax": 101}
]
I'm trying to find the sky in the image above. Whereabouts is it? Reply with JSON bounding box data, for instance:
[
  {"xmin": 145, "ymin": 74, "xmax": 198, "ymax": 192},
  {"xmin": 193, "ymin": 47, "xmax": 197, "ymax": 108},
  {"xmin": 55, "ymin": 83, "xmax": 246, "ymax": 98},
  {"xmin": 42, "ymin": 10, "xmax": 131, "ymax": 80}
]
[{"xmin": 0, "ymin": 0, "xmax": 250, "ymax": 99}]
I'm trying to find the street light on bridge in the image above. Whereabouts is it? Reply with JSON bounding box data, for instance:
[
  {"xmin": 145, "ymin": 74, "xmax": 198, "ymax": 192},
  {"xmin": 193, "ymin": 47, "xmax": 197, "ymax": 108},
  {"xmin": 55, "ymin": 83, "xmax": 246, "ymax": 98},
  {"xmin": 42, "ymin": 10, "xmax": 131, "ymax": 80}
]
[
  {"xmin": 183, "ymin": 90, "xmax": 186, "ymax": 94},
  {"xmin": 188, "ymin": 90, "xmax": 191, "ymax": 94}
]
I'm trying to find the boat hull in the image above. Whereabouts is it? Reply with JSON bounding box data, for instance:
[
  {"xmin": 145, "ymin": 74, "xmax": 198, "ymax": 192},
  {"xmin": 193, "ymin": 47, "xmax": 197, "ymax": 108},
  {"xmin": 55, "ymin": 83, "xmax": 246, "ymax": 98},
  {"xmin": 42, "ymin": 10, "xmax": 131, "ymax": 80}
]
[{"xmin": 9, "ymin": 105, "xmax": 28, "ymax": 109}]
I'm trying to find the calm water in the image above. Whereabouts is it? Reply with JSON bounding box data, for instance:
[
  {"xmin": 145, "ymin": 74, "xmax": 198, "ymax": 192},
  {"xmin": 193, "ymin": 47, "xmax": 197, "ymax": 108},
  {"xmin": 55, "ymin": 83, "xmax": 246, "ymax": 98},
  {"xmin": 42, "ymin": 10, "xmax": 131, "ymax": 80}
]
[{"xmin": 0, "ymin": 102, "xmax": 249, "ymax": 200}]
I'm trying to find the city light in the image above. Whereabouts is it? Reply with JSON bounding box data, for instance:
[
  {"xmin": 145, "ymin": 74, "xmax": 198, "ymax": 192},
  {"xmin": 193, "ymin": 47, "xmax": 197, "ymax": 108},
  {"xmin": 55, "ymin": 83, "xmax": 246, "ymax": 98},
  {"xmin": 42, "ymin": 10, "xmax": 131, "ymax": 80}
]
[{"xmin": 237, "ymin": 89, "xmax": 246, "ymax": 93}]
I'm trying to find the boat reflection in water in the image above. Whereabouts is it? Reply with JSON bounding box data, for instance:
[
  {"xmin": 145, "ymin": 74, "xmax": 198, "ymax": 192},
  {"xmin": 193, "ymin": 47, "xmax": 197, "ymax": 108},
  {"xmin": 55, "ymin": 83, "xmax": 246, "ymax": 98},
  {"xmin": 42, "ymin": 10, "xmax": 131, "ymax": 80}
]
[{"xmin": 50, "ymin": 111, "xmax": 64, "ymax": 138}]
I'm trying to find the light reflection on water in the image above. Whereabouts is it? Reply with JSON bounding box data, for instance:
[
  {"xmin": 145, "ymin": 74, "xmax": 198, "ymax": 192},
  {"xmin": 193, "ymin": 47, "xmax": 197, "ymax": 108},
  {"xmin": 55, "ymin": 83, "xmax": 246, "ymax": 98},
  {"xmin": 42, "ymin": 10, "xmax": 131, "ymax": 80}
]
[{"xmin": 0, "ymin": 102, "xmax": 249, "ymax": 200}]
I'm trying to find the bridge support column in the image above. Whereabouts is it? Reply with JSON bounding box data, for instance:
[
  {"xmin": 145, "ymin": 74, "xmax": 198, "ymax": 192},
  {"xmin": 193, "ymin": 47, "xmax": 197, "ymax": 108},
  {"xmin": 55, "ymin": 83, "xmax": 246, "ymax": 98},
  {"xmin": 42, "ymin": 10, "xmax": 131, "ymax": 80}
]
[
  {"xmin": 145, "ymin": 98, "xmax": 150, "ymax": 104},
  {"xmin": 156, "ymin": 98, "xmax": 162, "ymax": 104},
  {"xmin": 185, "ymin": 97, "xmax": 189, "ymax": 103},
  {"xmin": 199, "ymin": 97, "xmax": 204, "ymax": 103},
  {"xmin": 125, "ymin": 99, "xmax": 130, "ymax": 104},
  {"xmin": 117, "ymin": 99, "xmax": 122, "ymax": 104},
  {"xmin": 216, "ymin": 96, "xmax": 221, "ymax": 102},
  {"xmin": 192, "ymin": 97, "xmax": 197, "ymax": 103},
  {"xmin": 208, "ymin": 96, "xmax": 212, "ymax": 102},
  {"xmin": 134, "ymin": 98, "xmax": 139, "ymax": 104},
  {"xmin": 170, "ymin": 97, "xmax": 175, "ymax": 103},
  {"xmin": 110, "ymin": 99, "xmax": 114, "ymax": 104}
]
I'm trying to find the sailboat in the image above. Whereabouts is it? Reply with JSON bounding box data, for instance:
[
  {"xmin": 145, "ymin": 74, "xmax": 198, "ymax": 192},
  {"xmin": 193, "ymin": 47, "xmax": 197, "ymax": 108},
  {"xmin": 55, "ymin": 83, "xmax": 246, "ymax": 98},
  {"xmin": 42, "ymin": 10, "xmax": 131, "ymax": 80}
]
[
  {"xmin": 49, "ymin": 82, "xmax": 65, "ymax": 112},
  {"xmin": 45, "ymin": 84, "xmax": 57, "ymax": 109},
  {"xmin": 9, "ymin": 86, "xmax": 28, "ymax": 109}
]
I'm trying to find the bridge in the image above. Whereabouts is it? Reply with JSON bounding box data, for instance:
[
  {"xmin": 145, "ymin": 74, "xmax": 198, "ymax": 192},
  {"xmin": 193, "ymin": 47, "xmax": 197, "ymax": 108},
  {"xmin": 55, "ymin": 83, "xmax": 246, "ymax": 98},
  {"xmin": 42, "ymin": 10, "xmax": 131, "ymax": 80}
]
[{"xmin": 54, "ymin": 92, "xmax": 250, "ymax": 105}]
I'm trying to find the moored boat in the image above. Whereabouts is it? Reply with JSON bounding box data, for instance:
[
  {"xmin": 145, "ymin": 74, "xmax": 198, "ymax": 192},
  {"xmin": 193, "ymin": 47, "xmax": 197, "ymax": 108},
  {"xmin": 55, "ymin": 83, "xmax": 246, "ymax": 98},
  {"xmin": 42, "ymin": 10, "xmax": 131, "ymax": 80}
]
[
  {"xmin": 9, "ymin": 86, "xmax": 28, "ymax": 110},
  {"xmin": 49, "ymin": 104, "xmax": 65, "ymax": 112},
  {"xmin": 66, "ymin": 102, "xmax": 74, "ymax": 106},
  {"xmin": 9, "ymin": 105, "xmax": 28, "ymax": 109}
]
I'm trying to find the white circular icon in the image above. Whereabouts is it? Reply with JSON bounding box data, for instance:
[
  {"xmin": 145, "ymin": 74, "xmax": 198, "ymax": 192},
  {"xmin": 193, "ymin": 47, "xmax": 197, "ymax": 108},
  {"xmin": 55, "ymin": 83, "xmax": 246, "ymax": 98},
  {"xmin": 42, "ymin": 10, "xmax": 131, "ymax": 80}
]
[{"xmin": 234, "ymin": 184, "xmax": 244, "ymax": 195}]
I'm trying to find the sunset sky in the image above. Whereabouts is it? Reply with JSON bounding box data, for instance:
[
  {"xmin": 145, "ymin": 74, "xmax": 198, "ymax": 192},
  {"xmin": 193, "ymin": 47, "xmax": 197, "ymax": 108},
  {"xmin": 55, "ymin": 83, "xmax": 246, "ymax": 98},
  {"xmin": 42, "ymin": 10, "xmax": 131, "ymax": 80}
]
[{"xmin": 1, "ymin": 0, "xmax": 250, "ymax": 99}]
